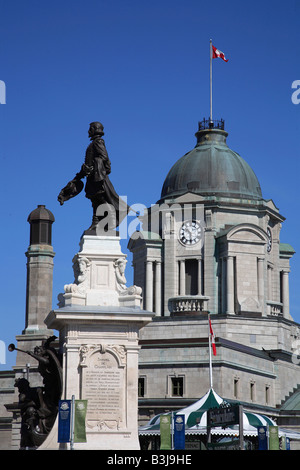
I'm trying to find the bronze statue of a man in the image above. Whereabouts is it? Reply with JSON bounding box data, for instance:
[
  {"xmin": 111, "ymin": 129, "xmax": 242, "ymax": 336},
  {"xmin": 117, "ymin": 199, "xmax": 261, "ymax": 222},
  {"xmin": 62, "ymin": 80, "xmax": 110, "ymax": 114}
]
[{"xmin": 58, "ymin": 122, "xmax": 130, "ymax": 232}]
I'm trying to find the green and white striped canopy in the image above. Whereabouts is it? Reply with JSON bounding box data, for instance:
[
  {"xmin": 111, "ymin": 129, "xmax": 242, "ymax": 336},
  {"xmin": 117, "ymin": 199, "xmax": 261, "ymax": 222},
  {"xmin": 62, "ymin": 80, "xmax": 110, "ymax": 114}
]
[{"xmin": 139, "ymin": 388, "xmax": 293, "ymax": 437}]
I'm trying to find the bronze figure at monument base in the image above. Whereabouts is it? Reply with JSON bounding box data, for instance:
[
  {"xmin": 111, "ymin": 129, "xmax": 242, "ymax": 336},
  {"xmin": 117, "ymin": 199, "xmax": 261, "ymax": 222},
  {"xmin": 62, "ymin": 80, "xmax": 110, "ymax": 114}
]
[{"xmin": 9, "ymin": 336, "xmax": 62, "ymax": 449}]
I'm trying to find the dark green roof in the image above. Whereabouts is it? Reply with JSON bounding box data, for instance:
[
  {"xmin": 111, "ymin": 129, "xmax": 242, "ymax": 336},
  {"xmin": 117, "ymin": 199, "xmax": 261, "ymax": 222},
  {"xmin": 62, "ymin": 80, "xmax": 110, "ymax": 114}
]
[
  {"xmin": 161, "ymin": 128, "xmax": 262, "ymax": 201},
  {"xmin": 280, "ymin": 243, "xmax": 296, "ymax": 254}
]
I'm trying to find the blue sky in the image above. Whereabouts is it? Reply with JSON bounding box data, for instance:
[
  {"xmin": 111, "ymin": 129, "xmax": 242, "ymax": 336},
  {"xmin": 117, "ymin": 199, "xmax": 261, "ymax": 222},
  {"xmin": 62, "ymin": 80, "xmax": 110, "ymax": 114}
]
[{"xmin": 0, "ymin": 0, "xmax": 299, "ymax": 369}]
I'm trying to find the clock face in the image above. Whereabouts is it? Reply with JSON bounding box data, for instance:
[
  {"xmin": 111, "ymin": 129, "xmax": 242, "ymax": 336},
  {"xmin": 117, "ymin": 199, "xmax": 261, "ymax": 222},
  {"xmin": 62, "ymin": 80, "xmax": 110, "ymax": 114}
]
[
  {"xmin": 267, "ymin": 227, "xmax": 272, "ymax": 252},
  {"xmin": 179, "ymin": 220, "xmax": 202, "ymax": 246}
]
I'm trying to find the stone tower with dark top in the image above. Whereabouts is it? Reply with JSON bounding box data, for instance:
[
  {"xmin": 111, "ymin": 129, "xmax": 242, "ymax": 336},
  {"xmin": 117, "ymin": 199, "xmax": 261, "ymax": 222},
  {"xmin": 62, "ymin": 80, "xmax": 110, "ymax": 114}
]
[
  {"xmin": 14, "ymin": 205, "xmax": 55, "ymax": 381},
  {"xmin": 3, "ymin": 205, "xmax": 56, "ymax": 450}
]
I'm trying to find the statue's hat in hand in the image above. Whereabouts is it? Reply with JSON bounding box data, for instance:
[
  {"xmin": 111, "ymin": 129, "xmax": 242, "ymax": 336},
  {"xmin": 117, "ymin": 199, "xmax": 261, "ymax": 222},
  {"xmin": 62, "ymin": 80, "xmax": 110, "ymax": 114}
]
[{"xmin": 58, "ymin": 178, "xmax": 84, "ymax": 205}]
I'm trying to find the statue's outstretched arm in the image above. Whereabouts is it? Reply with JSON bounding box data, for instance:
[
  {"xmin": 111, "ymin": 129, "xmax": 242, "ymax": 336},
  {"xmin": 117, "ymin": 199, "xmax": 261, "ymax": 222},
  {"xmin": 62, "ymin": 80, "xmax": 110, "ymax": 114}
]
[{"xmin": 26, "ymin": 351, "xmax": 49, "ymax": 365}]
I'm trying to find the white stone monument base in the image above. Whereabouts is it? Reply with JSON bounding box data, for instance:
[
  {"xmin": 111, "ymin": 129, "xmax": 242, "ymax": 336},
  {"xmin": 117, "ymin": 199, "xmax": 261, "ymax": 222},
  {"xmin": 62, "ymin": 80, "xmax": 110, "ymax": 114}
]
[
  {"xmin": 39, "ymin": 233, "xmax": 152, "ymax": 450},
  {"xmin": 41, "ymin": 305, "xmax": 152, "ymax": 450}
]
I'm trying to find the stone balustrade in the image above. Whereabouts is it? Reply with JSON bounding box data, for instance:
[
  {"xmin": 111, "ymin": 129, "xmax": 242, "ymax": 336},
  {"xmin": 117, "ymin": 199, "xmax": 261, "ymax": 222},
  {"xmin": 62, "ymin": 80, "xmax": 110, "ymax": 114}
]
[
  {"xmin": 267, "ymin": 301, "xmax": 283, "ymax": 316},
  {"xmin": 168, "ymin": 295, "xmax": 210, "ymax": 315}
]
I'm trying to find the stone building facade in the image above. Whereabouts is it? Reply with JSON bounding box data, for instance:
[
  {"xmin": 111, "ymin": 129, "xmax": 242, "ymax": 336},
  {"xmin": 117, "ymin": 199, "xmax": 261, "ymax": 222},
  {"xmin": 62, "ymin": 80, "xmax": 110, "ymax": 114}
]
[{"xmin": 128, "ymin": 121, "xmax": 300, "ymax": 430}]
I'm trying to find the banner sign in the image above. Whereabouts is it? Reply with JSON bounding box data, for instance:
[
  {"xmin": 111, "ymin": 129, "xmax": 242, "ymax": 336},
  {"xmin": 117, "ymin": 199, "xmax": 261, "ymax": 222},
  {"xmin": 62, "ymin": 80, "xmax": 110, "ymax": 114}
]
[
  {"xmin": 160, "ymin": 415, "xmax": 171, "ymax": 450},
  {"xmin": 280, "ymin": 435, "xmax": 290, "ymax": 450},
  {"xmin": 208, "ymin": 439, "xmax": 240, "ymax": 450},
  {"xmin": 269, "ymin": 425, "xmax": 279, "ymax": 450},
  {"xmin": 207, "ymin": 405, "xmax": 239, "ymax": 427},
  {"xmin": 257, "ymin": 426, "xmax": 268, "ymax": 450},
  {"xmin": 58, "ymin": 400, "xmax": 71, "ymax": 443},
  {"xmin": 74, "ymin": 400, "xmax": 88, "ymax": 443},
  {"xmin": 174, "ymin": 414, "xmax": 185, "ymax": 450}
]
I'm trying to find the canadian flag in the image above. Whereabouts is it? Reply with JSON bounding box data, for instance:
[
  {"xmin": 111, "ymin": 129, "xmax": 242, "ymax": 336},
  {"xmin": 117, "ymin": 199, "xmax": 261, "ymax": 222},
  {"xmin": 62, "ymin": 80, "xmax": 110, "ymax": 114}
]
[
  {"xmin": 209, "ymin": 317, "xmax": 217, "ymax": 356},
  {"xmin": 212, "ymin": 45, "xmax": 228, "ymax": 62}
]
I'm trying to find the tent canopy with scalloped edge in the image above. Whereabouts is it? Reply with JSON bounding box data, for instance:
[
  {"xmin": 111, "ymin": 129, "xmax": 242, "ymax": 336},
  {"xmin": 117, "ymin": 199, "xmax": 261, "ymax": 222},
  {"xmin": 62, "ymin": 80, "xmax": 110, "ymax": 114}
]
[{"xmin": 139, "ymin": 388, "xmax": 300, "ymax": 439}]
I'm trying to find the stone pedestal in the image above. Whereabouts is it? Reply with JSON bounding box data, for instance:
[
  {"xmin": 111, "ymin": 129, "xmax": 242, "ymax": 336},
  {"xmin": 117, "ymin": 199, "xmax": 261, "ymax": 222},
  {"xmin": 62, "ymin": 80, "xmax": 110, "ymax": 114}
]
[
  {"xmin": 41, "ymin": 234, "xmax": 152, "ymax": 450},
  {"xmin": 59, "ymin": 234, "xmax": 143, "ymax": 309}
]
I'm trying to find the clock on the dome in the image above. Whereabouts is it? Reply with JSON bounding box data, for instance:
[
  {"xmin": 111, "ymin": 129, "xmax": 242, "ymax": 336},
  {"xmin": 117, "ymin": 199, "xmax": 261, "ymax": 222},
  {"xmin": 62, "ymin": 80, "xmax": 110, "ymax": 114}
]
[
  {"xmin": 179, "ymin": 220, "xmax": 202, "ymax": 246},
  {"xmin": 267, "ymin": 227, "xmax": 272, "ymax": 252}
]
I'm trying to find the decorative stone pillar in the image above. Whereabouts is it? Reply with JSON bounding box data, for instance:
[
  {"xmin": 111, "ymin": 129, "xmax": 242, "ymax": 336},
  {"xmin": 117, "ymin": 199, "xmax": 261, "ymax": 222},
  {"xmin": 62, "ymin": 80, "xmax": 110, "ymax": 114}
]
[
  {"xmin": 25, "ymin": 205, "xmax": 55, "ymax": 333},
  {"xmin": 197, "ymin": 258, "xmax": 202, "ymax": 295},
  {"xmin": 282, "ymin": 270, "xmax": 290, "ymax": 318},
  {"xmin": 221, "ymin": 257, "xmax": 227, "ymax": 313},
  {"xmin": 15, "ymin": 205, "xmax": 55, "ymax": 375},
  {"xmin": 267, "ymin": 265, "xmax": 273, "ymax": 301},
  {"xmin": 226, "ymin": 255, "xmax": 235, "ymax": 314},
  {"xmin": 163, "ymin": 212, "xmax": 176, "ymax": 316},
  {"xmin": 155, "ymin": 260, "xmax": 162, "ymax": 316},
  {"xmin": 179, "ymin": 260, "xmax": 185, "ymax": 295},
  {"xmin": 146, "ymin": 260, "xmax": 153, "ymax": 311},
  {"xmin": 257, "ymin": 257, "xmax": 265, "ymax": 314}
]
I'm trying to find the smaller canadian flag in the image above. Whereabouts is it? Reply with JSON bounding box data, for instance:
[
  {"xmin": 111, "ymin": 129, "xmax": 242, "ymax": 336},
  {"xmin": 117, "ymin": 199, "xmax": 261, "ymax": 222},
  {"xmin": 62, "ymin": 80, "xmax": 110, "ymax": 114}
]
[
  {"xmin": 209, "ymin": 317, "xmax": 217, "ymax": 356},
  {"xmin": 212, "ymin": 45, "xmax": 228, "ymax": 62}
]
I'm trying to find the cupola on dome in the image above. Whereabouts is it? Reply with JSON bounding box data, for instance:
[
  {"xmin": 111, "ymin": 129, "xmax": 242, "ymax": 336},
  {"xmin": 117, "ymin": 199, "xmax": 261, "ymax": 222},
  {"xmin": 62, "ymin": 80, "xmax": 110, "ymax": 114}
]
[{"xmin": 161, "ymin": 121, "xmax": 262, "ymax": 201}]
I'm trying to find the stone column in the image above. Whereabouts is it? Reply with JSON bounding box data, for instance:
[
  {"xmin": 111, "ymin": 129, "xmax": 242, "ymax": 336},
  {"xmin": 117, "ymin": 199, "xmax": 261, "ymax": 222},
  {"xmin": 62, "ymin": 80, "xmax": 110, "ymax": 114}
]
[
  {"xmin": 267, "ymin": 265, "xmax": 273, "ymax": 301},
  {"xmin": 226, "ymin": 255, "xmax": 235, "ymax": 314},
  {"xmin": 155, "ymin": 260, "xmax": 162, "ymax": 316},
  {"xmin": 15, "ymin": 205, "xmax": 55, "ymax": 375},
  {"xmin": 25, "ymin": 205, "xmax": 55, "ymax": 333},
  {"xmin": 257, "ymin": 257, "xmax": 265, "ymax": 314},
  {"xmin": 163, "ymin": 212, "xmax": 176, "ymax": 315},
  {"xmin": 282, "ymin": 270, "xmax": 290, "ymax": 318},
  {"xmin": 221, "ymin": 257, "xmax": 227, "ymax": 313},
  {"xmin": 146, "ymin": 260, "xmax": 153, "ymax": 311},
  {"xmin": 25, "ymin": 245, "xmax": 55, "ymax": 332},
  {"xmin": 197, "ymin": 258, "xmax": 202, "ymax": 295},
  {"xmin": 179, "ymin": 260, "xmax": 185, "ymax": 295}
]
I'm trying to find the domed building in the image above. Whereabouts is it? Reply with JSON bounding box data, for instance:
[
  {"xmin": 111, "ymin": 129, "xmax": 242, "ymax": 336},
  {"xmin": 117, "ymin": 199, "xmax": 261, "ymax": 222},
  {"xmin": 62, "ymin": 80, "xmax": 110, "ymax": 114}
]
[
  {"xmin": 128, "ymin": 120, "xmax": 300, "ymax": 445},
  {"xmin": 161, "ymin": 122, "xmax": 262, "ymax": 202}
]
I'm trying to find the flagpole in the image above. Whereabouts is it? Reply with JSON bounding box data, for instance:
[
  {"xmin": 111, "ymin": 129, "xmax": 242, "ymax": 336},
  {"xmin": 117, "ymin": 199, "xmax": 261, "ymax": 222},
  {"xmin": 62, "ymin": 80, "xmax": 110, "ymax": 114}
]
[
  {"xmin": 208, "ymin": 313, "xmax": 213, "ymax": 389},
  {"xmin": 210, "ymin": 39, "xmax": 213, "ymax": 124},
  {"xmin": 171, "ymin": 411, "xmax": 174, "ymax": 450},
  {"xmin": 70, "ymin": 395, "xmax": 75, "ymax": 450}
]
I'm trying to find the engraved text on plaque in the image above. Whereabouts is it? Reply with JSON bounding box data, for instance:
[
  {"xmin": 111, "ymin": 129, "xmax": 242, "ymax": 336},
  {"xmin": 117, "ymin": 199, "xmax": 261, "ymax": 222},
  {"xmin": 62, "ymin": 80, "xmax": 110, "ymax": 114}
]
[{"xmin": 82, "ymin": 347, "xmax": 125, "ymax": 428}]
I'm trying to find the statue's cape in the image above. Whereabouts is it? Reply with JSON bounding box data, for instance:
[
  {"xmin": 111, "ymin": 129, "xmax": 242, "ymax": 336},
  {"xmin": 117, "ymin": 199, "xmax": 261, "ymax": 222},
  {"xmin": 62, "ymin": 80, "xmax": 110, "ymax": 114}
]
[{"xmin": 100, "ymin": 177, "xmax": 131, "ymax": 227}]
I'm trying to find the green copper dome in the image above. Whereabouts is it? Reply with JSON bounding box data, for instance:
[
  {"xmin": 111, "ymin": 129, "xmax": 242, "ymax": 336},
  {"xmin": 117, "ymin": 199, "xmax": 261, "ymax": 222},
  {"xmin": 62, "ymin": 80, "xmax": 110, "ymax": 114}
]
[{"xmin": 161, "ymin": 127, "xmax": 262, "ymax": 201}]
